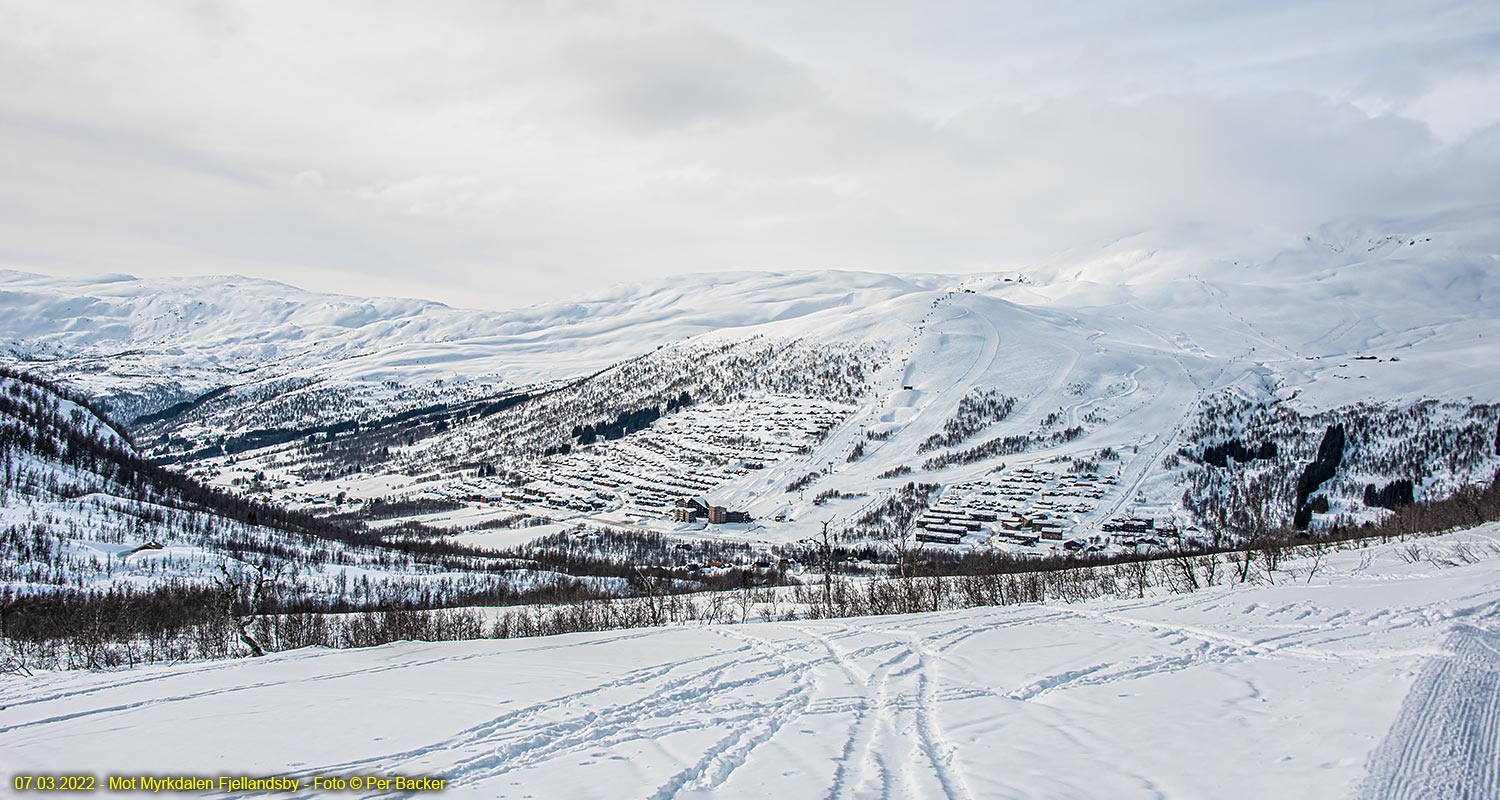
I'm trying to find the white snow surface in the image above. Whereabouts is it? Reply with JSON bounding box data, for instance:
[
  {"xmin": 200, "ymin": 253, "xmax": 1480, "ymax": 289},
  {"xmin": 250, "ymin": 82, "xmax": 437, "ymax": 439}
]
[
  {"xmin": 6, "ymin": 526, "xmax": 1498, "ymax": 799},
  {"xmin": 72, "ymin": 210, "xmax": 1485, "ymax": 550},
  {"xmin": 4, "ymin": 209, "xmax": 1497, "ymax": 418},
  {"xmin": 0, "ymin": 268, "xmax": 937, "ymax": 398}
]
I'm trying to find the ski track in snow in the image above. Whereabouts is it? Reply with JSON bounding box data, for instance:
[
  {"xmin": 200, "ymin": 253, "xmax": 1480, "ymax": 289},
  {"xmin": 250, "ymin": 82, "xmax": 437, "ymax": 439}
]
[
  {"xmin": 5, "ymin": 531, "xmax": 1500, "ymax": 799},
  {"xmin": 1358, "ymin": 611, "xmax": 1500, "ymax": 800},
  {"xmin": 325, "ymin": 645, "xmax": 785, "ymax": 787}
]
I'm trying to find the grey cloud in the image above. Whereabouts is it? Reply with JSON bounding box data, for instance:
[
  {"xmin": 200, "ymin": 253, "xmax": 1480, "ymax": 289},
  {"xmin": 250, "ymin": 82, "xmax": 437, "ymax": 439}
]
[
  {"xmin": 0, "ymin": 0, "xmax": 1495, "ymax": 308},
  {"xmin": 556, "ymin": 25, "xmax": 819, "ymax": 130}
]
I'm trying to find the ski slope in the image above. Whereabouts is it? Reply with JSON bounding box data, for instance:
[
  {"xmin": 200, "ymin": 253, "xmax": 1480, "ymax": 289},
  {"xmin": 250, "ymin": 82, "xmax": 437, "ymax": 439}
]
[
  {"xmin": 1360, "ymin": 621, "xmax": 1500, "ymax": 799},
  {"xmin": 6, "ymin": 527, "xmax": 1497, "ymax": 799},
  {"xmin": 4, "ymin": 209, "xmax": 1499, "ymax": 557}
]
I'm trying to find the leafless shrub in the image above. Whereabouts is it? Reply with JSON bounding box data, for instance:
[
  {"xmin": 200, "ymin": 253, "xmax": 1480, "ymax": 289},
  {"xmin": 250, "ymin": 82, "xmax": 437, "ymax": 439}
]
[
  {"xmin": 1299, "ymin": 549, "xmax": 1328, "ymax": 583},
  {"xmin": 1394, "ymin": 542, "xmax": 1426, "ymax": 564},
  {"xmin": 0, "ymin": 637, "xmax": 33, "ymax": 677}
]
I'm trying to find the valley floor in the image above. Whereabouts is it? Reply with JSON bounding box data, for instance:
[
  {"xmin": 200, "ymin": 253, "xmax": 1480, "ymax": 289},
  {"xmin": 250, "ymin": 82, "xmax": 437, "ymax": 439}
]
[{"xmin": 4, "ymin": 527, "xmax": 1499, "ymax": 799}]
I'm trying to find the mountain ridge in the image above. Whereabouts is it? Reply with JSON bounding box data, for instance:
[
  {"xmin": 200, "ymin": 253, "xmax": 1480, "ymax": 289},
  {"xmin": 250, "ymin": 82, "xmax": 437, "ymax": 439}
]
[{"xmin": 0, "ymin": 212, "xmax": 1496, "ymax": 557}]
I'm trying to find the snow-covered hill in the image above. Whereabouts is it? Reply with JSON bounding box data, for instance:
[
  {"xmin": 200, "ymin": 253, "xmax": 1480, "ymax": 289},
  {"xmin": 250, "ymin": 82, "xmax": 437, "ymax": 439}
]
[
  {"xmin": 0, "ymin": 369, "xmax": 619, "ymax": 628},
  {"xmin": 0, "ymin": 269, "xmax": 936, "ymax": 423},
  {"xmin": 6, "ymin": 525, "xmax": 1497, "ymax": 798},
  {"xmin": 3, "ymin": 211, "xmax": 1498, "ymax": 554},
  {"xmin": 3, "ymin": 213, "xmax": 1499, "ymax": 796}
]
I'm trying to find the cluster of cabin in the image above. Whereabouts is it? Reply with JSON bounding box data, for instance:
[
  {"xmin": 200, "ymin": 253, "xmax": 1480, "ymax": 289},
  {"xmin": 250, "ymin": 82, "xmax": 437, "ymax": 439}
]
[
  {"xmin": 914, "ymin": 504, "xmax": 991, "ymax": 544},
  {"xmin": 399, "ymin": 397, "xmax": 850, "ymax": 523},
  {"xmin": 912, "ymin": 466, "xmax": 1123, "ymax": 549}
]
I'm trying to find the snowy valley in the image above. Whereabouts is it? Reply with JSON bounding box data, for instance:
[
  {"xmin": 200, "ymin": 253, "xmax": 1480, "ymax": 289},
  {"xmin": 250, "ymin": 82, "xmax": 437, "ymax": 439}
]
[
  {"xmin": 5, "ymin": 213, "xmax": 1499, "ymax": 564},
  {"xmin": 2, "ymin": 213, "xmax": 1499, "ymax": 798},
  {"xmin": 7, "ymin": 0, "xmax": 1500, "ymax": 795}
]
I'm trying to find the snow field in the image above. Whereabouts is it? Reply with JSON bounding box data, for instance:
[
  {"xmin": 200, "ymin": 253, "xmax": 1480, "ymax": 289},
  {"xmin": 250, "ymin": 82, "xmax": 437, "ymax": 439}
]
[
  {"xmin": 5, "ymin": 525, "xmax": 1498, "ymax": 799},
  {"xmin": 12, "ymin": 213, "xmax": 1499, "ymax": 559}
]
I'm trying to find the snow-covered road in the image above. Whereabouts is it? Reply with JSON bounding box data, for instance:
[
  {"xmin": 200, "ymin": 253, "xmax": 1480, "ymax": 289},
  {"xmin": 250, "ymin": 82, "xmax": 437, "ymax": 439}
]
[{"xmin": 4, "ymin": 528, "xmax": 1498, "ymax": 799}]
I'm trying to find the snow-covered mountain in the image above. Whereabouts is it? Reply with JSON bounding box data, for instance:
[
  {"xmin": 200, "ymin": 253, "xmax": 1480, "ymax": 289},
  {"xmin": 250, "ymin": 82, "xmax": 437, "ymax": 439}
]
[
  {"xmin": 6, "ymin": 208, "xmax": 1495, "ymax": 418},
  {"xmin": 3, "ymin": 210, "xmax": 1499, "ymax": 553},
  {"xmin": 3, "ymin": 214, "xmax": 1500, "ymax": 797},
  {"xmin": 0, "ymin": 368, "xmax": 636, "ymax": 642},
  {"xmin": 0, "ymin": 268, "xmax": 936, "ymax": 422}
]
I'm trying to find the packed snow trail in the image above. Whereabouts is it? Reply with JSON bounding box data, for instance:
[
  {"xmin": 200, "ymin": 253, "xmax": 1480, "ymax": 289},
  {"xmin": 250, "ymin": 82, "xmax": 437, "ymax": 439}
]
[
  {"xmin": 1358, "ymin": 616, "xmax": 1500, "ymax": 799},
  {"xmin": 4, "ymin": 527, "xmax": 1500, "ymax": 799}
]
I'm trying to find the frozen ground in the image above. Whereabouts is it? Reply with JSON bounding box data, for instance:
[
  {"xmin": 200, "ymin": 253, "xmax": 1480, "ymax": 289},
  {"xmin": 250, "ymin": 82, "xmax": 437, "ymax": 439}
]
[{"xmin": 4, "ymin": 526, "xmax": 1497, "ymax": 799}]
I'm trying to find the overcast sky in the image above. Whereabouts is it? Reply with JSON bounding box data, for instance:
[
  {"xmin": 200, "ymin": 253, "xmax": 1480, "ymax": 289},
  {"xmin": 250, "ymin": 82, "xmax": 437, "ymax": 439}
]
[{"xmin": 1, "ymin": 1, "xmax": 1497, "ymax": 309}]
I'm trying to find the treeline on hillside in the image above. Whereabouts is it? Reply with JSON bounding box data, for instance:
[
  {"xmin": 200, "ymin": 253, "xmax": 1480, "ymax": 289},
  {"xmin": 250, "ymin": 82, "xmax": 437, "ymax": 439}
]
[
  {"xmin": 10, "ymin": 470, "xmax": 1496, "ymax": 675},
  {"xmin": 329, "ymin": 497, "xmax": 466, "ymax": 521},
  {"xmin": 1181, "ymin": 395, "xmax": 1499, "ymax": 535},
  {"xmin": 1200, "ymin": 438, "xmax": 1277, "ymax": 468},
  {"xmin": 132, "ymin": 386, "xmax": 231, "ymax": 427},
  {"xmin": 1293, "ymin": 423, "xmax": 1346, "ymax": 528},
  {"xmin": 1, "ymin": 368, "xmax": 549, "ymax": 567},
  {"xmin": 158, "ymin": 389, "xmax": 535, "ymax": 468},
  {"xmin": 571, "ymin": 392, "xmax": 694, "ymax": 445},
  {"xmin": 918, "ymin": 390, "xmax": 1017, "ymax": 453},
  {"xmin": 922, "ymin": 425, "xmax": 1084, "ymax": 470},
  {"xmin": 0, "ymin": 367, "xmax": 135, "ymax": 445},
  {"xmin": 1364, "ymin": 479, "xmax": 1415, "ymax": 511}
]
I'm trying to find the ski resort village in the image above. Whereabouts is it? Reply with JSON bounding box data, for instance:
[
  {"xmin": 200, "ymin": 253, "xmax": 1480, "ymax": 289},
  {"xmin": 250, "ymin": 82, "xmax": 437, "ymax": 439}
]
[
  {"xmin": 3, "ymin": 2, "xmax": 1499, "ymax": 798},
  {"xmin": 3, "ymin": 234, "xmax": 1499, "ymax": 797}
]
